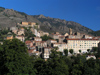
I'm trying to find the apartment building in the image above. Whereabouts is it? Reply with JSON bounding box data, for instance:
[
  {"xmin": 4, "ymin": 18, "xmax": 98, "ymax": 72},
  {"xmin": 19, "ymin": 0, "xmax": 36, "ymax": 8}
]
[{"xmin": 66, "ymin": 38, "xmax": 100, "ymax": 53}]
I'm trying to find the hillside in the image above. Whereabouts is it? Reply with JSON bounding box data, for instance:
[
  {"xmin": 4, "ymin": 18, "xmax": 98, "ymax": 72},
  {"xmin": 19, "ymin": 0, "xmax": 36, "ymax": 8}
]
[
  {"xmin": 33, "ymin": 15, "xmax": 93, "ymax": 34},
  {"xmin": 0, "ymin": 7, "xmax": 99, "ymax": 35}
]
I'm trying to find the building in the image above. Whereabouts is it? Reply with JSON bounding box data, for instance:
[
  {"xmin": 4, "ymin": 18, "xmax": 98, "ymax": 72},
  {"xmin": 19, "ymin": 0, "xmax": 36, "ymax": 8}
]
[
  {"xmin": 10, "ymin": 27, "xmax": 18, "ymax": 34},
  {"xmin": 69, "ymin": 28, "xmax": 72, "ymax": 35},
  {"xmin": 49, "ymin": 33, "xmax": 62, "ymax": 39},
  {"xmin": 33, "ymin": 37, "xmax": 42, "ymax": 41},
  {"xmin": 53, "ymin": 43, "xmax": 67, "ymax": 52},
  {"xmin": 59, "ymin": 36, "xmax": 65, "ymax": 43},
  {"xmin": 6, "ymin": 35, "xmax": 13, "ymax": 40},
  {"xmin": 64, "ymin": 33, "xmax": 69, "ymax": 37},
  {"xmin": 17, "ymin": 28, "xmax": 25, "ymax": 35},
  {"xmin": 25, "ymin": 40, "xmax": 33, "ymax": 49},
  {"xmin": 47, "ymin": 39, "xmax": 57, "ymax": 47},
  {"xmin": 40, "ymin": 41, "xmax": 47, "ymax": 47},
  {"xmin": 17, "ymin": 22, "xmax": 40, "ymax": 28},
  {"xmin": 15, "ymin": 35, "xmax": 25, "ymax": 42},
  {"xmin": 66, "ymin": 38, "xmax": 100, "ymax": 53},
  {"xmin": 42, "ymin": 47, "xmax": 52, "ymax": 60}
]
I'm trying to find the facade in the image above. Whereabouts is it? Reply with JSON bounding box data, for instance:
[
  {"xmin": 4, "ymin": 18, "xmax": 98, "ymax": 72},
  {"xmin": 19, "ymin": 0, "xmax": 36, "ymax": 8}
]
[
  {"xmin": 34, "ymin": 37, "xmax": 42, "ymax": 41},
  {"xmin": 53, "ymin": 43, "xmax": 67, "ymax": 52},
  {"xmin": 25, "ymin": 40, "xmax": 33, "ymax": 49},
  {"xmin": 6, "ymin": 35, "xmax": 13, "ymax": 40},
  {"xmin": 47, "ymin": 39, "xmax": 57, "ymax": 46},
  {"xmin": 59, "ymin": 36, "xmax": 65, "ymax": 43},
  {"xmin": 66, "ymin": 38, "xmax": 100, "ymax": 53},
  {"xmin": 69, "ymin": 28, "xmax": 72, "ymax": 35},
  {"xmin": 49, "ymin": 33, "xmax": 62, "ymax": 39},
  {"xmin": 64, "ymin": 33, "xmax": 69, "ymax": 37},
  {"xmin": 40, "ymin": 41, "xmax": 47, "ymax": 47},
  {"xmin": 17, "ymin": 22, "xmax": 40, "ymax": 28},
  {"xmin": 42, "ymin": 47, "xmax": 52, "ymax": 59},
  {"xmin": 17, "ymin": 28, "xmax": 24, "ymax": 35},
  {"xmin": 15, "ymin": 35, "xmax": 25, "ymax": 42}
]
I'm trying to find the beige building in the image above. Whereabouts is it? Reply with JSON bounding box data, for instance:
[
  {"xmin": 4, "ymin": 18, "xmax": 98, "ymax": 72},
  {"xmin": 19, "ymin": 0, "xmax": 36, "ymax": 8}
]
[
  {"xmin": 17, "ymin": 22, "xmax": 40, "ymax": 29},
  {"xmin": 47, "ymin": 39, "xmax": 57, "ymax": 46},
  {"xmin": 66, "ymin": 38, "xmax": 100, "ymax": 53},
  {"xmin": 15, "ymin": 35, "xmax": 25, "ymax": 42},
  {"xmin": 42, "ymin": 47, "xmax": 52, "ymax": 60},
  {"xmin": 59, "ymin": 36, "xmax": 65, "ymax": 43},
  {"xmin": 6, "ymin": 35, "xmax": 13, "ymax": 40},
  {"xmin": 53, "ymin": 43, "xmax": 67, "ymax": 52},
  {"xmin": 33, "ymin": 37, "xmax": 42, "ymax": 41},
  {"xmin": 17, "ymin": 28, "xmax": 25, "ymax": 35},
  {"xmin": 49, "ymin": 33, "xmax": 62, "ymax": 39},
  {"xmin": 64, "ymin": 33, "xmax": 69, "ymax": 37},
  {"xmin": 69, "ymin": 28, "xmax": 72, "ymax": 35}
]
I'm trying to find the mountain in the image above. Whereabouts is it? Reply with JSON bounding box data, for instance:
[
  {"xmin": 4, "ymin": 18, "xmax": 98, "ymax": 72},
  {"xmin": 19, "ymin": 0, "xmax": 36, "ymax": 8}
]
[
  {"xmin": 0, "ymin": 7, "xmax": 99, "ymax": 36},
  {"xmin": 33, "ymin": 15, "xmax": 93, "ymax": 34}
]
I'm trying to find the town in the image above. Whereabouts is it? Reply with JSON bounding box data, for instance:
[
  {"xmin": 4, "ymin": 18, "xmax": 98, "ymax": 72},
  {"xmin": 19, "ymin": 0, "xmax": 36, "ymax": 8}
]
[{"xmin": 2, "ymin": 21, "xmax": 99, "ymax": 61}]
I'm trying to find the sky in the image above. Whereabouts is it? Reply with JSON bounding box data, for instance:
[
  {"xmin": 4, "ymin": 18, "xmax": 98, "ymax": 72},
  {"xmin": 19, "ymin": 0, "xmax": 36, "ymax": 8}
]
[{"xmin": 0, "ymin": 0, "xmax": 100, "ymax": 31}]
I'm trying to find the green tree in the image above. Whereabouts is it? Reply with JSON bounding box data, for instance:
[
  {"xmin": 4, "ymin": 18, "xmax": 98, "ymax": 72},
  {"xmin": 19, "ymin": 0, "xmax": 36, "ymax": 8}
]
[
  {"xmin": 40, "ymin": 35, "xmax": 53, "ymax": 41},
  {"xmin": 0, "ymin": 39, "xmax": 36, "ymax": 75},
  {"xmin": 69, "ymin": 49, "xmax": 74, "ymax": 54},
  {"xmin": 93, "ymin": 47, "xmax": 98, "ymax": 53},
  {"xmin": 64, "ymin": 49, "xmax": 68, "ymax": 56},
  {"xmin": 79, "ymin": 50, "xmax": 81, "ymax": 53},
  {"xmin": 87, "ymin": 49, "xmax": 90, "ymax": 53}
]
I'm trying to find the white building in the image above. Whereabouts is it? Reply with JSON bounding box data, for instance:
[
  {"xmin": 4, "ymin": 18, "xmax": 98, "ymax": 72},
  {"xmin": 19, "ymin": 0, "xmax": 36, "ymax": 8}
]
[{"xmin": 66, "ymin": 38, "xmax": 100, "ymax": 53}]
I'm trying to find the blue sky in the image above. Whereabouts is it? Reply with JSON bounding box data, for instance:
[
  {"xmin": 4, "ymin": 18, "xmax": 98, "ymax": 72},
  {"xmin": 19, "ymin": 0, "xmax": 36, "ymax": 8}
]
[{"xmin": 0, "ymin": 0, "xmax": 100, "ymax": 31}]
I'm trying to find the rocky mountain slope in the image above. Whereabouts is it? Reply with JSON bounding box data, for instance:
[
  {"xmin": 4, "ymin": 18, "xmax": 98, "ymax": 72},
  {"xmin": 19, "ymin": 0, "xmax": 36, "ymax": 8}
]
[{"xmin": 0, "ymin": 7, "xmax": 99, "ymax": 35}]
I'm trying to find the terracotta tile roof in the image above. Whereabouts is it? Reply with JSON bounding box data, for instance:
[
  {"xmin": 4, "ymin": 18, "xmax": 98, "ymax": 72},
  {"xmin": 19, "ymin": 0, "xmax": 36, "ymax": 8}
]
[
  {"xmin": 28, "ymin": 50, "xmax": 34, "ymax": 53},
  {"xmin": 25, "ymin": 41, "xmax": 32, "ymax": 44},
  {"xmin": 66, "ymin": 38, "xmax": 99, "ymax": 40},
  {"xmin": 44, "ymin": 47, "xmax": 52, "ymax": 49},
  {"xmin": 16, "ymin": 35, "xmax": 24, "ymax": 37},
  {"xmin": 59, "ymin": 36, "xmax": 65, "ymax": 38},
  {"xmin": 40, "ymin": 41, "xmax": 46, "ymax": 43}
]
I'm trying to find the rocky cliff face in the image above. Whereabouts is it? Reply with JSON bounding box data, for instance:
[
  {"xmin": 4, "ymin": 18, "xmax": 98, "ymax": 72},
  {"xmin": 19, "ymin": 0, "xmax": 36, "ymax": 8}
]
[
  {"xmin": 33, "ymin": 15, "xmax": 93, "ymax": 34},
  {"xmin": 0, "ymin": 7, "xmax": 99, "ymax": 35}
]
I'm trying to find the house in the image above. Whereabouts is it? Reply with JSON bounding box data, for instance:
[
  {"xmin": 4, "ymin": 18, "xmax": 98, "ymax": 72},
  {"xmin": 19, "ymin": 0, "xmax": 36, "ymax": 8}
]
[
  {"xmin": 42, "ymin": 47, "xmax": 52, "ymax": 60},
  {"xmin": 82, "ymin": 35, "xmax": 93, "ymax": 39},
  {"xmin": 49, "ymin": 33, "xmax": 62, "ymax": 39},
  {"xmin": 53, "ymin": 43, "xmax": 67, "ymax": 52},
  {"xmin": 33, "ymin": 29, "xmax": 40, "ymax": 37},
  {"xmin": 10, "ymin": 27, "xmax": 18, "ymax": 34},
  {"xmin": 59, "ymin": 36, "xmax": 65, "ymax": 43},
  {"xmin": 47, "ymin": 39, "xmax": 57, "ymax": 47},
  {"xmin": 17, "ymin": 28, "xmax": 24, "ymax": 35},
  {"xmin": 15, "ymin": 35, "xmax": 25, "ymax": 42},
  {"xmin": 6, "ymin": 35, "xmax": 13, "ymax": 40},
  {"xmin": 25, "ymin": 40, "xmax": 33, "ymax": 49},
  {"xmin": 43, "ymin": 32, "xmax": 49, "ymax": 36},
  {"xmin": 35, "ymin": 41, "xmax": 41, "ymax": 46},
  {"xmin": 40, "ymin": 41, "xmax": 47, "ymax": 47},
  {"xmin": 64, "ymin": 33, "xmax": 69, "ymax": 37},
  {"xmin": 33, "ymin": 37, "xmax": 42, "ymax": 41}
]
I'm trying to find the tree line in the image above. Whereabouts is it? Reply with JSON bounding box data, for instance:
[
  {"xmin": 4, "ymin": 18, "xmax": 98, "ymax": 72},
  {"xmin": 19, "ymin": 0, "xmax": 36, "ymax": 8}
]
[{"xmin": 0, "ymin": 39, "xmax": 100, "ymax": 75}]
